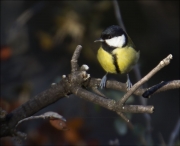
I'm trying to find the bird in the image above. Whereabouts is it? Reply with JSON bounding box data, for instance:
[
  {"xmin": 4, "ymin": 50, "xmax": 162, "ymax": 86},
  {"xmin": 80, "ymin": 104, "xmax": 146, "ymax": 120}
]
[{"xmin": 94, "ymin": 25, "xmax": 140, "ymax": 90}]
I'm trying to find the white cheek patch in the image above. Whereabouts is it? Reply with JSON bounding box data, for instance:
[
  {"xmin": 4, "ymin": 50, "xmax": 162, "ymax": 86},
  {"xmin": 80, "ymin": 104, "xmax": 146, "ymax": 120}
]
[{"xmin": 105, "ymin": 35, "xmax": 126, "ymax": 48}]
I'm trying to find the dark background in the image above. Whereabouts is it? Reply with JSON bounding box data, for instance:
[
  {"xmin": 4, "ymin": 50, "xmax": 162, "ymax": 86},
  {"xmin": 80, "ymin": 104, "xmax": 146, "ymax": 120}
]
[{"xmin": 1, "ymin": 1, "xmax": 179, "ymax": 145}]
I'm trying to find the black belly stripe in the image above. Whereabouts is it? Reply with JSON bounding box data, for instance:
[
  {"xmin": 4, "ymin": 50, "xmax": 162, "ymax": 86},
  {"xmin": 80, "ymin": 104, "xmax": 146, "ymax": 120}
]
[
  {"xmin": 112, "ymin": 54, "xmax": 121, "ymax": 74},
  {"xmin": 101, "ymin": 42, "xmax": 121, "ymax": 73}
]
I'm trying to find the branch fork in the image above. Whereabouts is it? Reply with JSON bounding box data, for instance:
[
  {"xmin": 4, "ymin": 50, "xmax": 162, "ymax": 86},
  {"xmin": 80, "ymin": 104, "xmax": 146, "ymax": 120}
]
[{"xmin": 0, "ymin": 45, "xmax": 178, "ymax": 139}]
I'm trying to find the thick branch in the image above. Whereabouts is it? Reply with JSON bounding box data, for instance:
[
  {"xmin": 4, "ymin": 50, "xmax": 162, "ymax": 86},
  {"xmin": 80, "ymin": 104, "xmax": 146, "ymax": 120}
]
[
  {"xmin": 87, "ymin": 78, "xmax": 180, "ymax": 97},
  {"xmin": 71, "ymin": 86, "xmax": 116, "ymax": 111},
  {"xmin": 1, "ymin": 45, "xmax": 178, "ymax": 139},
  {"xmin": 1, "ymin": 80, "xmax": 70, "ymax": 137},
  {"xmin": 71, "ymin": 86, "xmax": 154, "ymax": 114}
]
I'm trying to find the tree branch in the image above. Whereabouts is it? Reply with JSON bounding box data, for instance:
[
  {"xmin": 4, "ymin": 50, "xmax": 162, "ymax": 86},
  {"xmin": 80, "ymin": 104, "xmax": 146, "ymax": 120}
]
[
  {"xmin": 71, "ymin": 45, "xmax": 82, "ymax": 72},
  {"xmin": 88, "ymin": 77, "xmax": 180, "ymax": 97},
  {"xmin": 1, "ymin": 80, "xmax": 70, "ymax": 137},
  {"xmin": 117, "ymin": 54, "xmax": 173, "ymax": 106},
  {"xmin": 0, "ymin": 46, "xmax": 179, "ymax": 139},
  {"xmin": 112, "ymin": 0, "xmax": 126, "ymax": 32}
]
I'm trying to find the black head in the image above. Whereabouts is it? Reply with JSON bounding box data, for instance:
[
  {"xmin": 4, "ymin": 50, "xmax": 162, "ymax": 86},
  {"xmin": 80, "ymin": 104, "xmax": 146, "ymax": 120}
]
[
  {"xmin": 101, "ymin": 25, "xmax": 126, "ymax": 40},
  {"xmin": 94, "ymin": 25, "xmax": 128, "ymax": 49}
]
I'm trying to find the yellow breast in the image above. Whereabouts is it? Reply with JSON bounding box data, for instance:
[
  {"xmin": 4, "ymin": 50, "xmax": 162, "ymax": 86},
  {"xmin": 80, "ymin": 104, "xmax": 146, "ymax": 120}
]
[
  {"xmin": 97, "ymin": 46, "xmax": 139, "ymax": 74},
  {"xmin": 112, "ymin": 47, "xmax": 139, "ymax": 74},
  {"xmin": 97, "ymin": 47, "xmax": 116, "ymax": 73}
]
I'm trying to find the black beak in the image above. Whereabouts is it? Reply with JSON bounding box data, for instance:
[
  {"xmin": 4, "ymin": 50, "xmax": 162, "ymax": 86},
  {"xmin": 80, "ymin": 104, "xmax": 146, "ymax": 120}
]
[{"xmin": 94, "ymin": 38, "xmax": 104, "ymax": 43}]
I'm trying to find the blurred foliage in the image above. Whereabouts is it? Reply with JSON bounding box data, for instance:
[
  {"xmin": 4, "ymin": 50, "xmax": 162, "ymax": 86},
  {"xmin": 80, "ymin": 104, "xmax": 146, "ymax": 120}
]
[
  {"xmin": 0, "ymin": 1, "xmax": 179, "ymax": 145},
  {"xmin": 114, "ymin": 118, "xmax": 128, "ymax": 135}
]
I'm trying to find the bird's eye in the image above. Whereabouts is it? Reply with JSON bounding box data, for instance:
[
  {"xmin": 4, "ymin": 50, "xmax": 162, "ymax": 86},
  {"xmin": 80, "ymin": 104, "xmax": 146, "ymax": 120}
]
[{"xmin": 108, "ymin": 35, "xmax": 111, "ymax": 39}]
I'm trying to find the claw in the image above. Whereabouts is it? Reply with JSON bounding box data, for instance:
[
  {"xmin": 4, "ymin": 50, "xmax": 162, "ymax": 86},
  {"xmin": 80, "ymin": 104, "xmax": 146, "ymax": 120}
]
[
  {"xmin": 99, "ymin": 73, "xmax": 107, "ymax": 89},
  {"xmin": 126, "ymin": 74, "xmax": 132, "ymax": 90}
]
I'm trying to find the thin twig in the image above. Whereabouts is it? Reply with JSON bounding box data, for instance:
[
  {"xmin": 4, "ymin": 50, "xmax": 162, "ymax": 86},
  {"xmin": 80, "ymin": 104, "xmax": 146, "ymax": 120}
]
[
  {"xmin": 117, "ymin": 112, "xmax": 129, "ymax": 123},
  {"xmin": 168, "ymin": 118, "xmax": 180, "ymax": 146},
  {"xmin": 1, "ymin": 44, "xmax": 178, "ymax": 139},
  {"xmin": 112, "ymin": 0, "xmax": 126, "ymax": 32},
  {"xmin": 71, "ymin": 45, "xmax": 82, "ymax": 72},
  {"xmin": 112, "ymin": 1, "xmax": 153, "ymax": 144},
  {"xmin": 71, "ymin": 86, "xmax": 154, "ymax": 114},
  {"xmin": 158, "ymin": 132, "xmax": 166, "ymax": 146},
  {"xmin": 117, "ymin": 54, "xmax": 173, "ymax": 105},
  {"xmin": 103, "ymin": 79, "xmax": 180, "ymax": 97},
  {"xmin": 15, "ymin": 111, "xmax": 66, "ymax": 128},
  {"xmin": 122, "ymin": 105, "xmax": 154, "ymax": 113},
  {"xmin": 92, "ymin": 87, "xmax": 107, "ymax": 98}
]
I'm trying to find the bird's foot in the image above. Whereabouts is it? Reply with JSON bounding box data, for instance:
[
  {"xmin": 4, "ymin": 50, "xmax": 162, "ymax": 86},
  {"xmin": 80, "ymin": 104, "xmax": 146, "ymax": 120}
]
[
  {"xmin": 100, "ymin": 74, "xmax": 107, "ymax": 89},
  {"xmin": 126, "ymin": 78, "xmax": 132, "ymax": 91}
]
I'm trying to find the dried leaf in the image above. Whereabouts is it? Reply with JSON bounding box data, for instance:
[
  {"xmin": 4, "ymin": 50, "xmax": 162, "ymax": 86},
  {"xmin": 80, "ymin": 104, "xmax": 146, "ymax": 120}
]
[
  {"xmin": 49, "ymin": 119, "xmax": 68, "ymax": 130},
  {"xmin": 63, "ymin": 118, "xmax": 84, "ymax": 144}
]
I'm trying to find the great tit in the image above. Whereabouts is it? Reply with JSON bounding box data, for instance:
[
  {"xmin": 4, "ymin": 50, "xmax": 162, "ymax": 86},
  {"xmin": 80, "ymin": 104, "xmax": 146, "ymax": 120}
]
[{"xmin": 94, "ymin": 25, "xmax": 140, "ymax": 89}]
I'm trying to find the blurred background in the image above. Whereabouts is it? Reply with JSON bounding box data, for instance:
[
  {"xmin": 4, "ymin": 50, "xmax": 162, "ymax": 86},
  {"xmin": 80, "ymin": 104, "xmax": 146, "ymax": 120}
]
[{"xmin": 0, "ymin": 1, "xmax": 179, "ymax": 145}]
